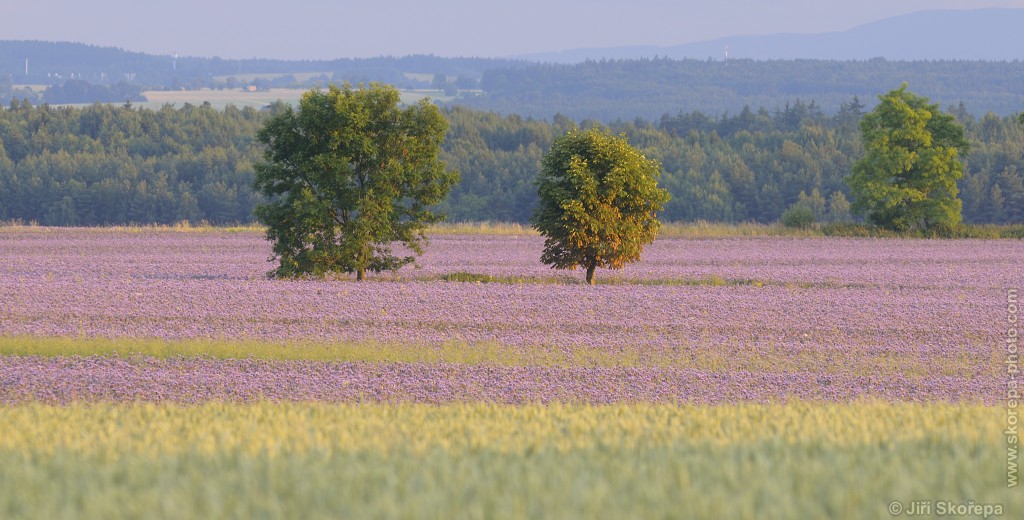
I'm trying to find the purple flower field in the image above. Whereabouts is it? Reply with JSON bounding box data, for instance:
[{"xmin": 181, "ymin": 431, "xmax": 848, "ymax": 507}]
[
  {"xmin": 0, "ymin": 356, "xmax": 998, "ymax": 405},
  {"xmin": 1, "ymin": 228, "xmax": 1019, "ymax": 403}
]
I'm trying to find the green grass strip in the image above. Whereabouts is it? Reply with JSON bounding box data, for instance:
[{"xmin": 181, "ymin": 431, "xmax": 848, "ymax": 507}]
[{"xmin": 0, "ymin": 335, "xmax": 993, "ymax": 378}]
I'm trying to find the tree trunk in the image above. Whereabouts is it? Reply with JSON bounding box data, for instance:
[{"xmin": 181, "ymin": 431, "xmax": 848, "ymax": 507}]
[
  {"xmin": 585, "ymin": 263, "xmax": 596, "ymax": 286},
  {"xmin": 356, "ymin": 267, "xmax": 365, "ymax": 281}
]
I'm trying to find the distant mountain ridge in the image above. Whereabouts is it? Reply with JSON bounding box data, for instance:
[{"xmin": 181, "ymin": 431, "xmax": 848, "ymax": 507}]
[{"xmin": 520, "ymin": 8, "xmax": 1024, "ymax": 63}]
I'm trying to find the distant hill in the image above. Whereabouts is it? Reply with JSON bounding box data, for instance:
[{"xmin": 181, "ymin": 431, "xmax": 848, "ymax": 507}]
[
  {"xmin": 521, "ymin": 9, "xmax": 1024, "ymax": 62},
  {"xmin": 5, "ymin": 18, "xmax": 1024, "ymax": 122},
  {"xmin": 460, "ymin": 58, "xmax": 1024, "ymax": 121},
  {"xmin": 0, "ymin": 41, "xmax": 522, "ymax": 90}
]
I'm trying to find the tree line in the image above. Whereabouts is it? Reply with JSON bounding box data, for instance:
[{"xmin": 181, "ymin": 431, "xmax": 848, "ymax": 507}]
[
  {"xmin": 1, "ymin": 97, "xmax": 1022, "ymax": 226},
  {"xmin": 1, "ymin": 41, "xmax": 512, "ymax": 104},
  {"xmin": 6, "ymin": 41, "xmax": 1024, "ymax": 122},
  {"xmin": 463, "ymin": 58, "xmax": 1024, "ymax": 121},
  {"xmin": 0, "ymin": 100, "xmax": 263, "ymax": 225},
  {"xmin": 439, "ymin": 101, "xmax": 1024, "ymax": 225}
]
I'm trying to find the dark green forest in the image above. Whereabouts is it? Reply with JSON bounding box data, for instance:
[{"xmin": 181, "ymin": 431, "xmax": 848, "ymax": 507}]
[
  {"xmin": 0, "ymin": 101, "xmax": 264, "ymax": 225},
  {"xmin": 466, "ymin": 58, "xmax": 1024, "ymax": 121},
  {"xmin": 1, "ymin": 99, "xmax": 1022, "ymax": 226},
  {"xmin": 4, "ymin": 41, "xmax": 1024, "ymax": 123},
  {"xmin": 0, "ymin": 41, "xmax": 515, "ymax": 104}
]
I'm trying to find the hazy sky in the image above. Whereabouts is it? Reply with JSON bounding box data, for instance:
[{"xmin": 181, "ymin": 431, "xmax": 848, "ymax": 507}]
[{"xmin": 3, "ymin": 0, "xmax": 1023, "ymax": 60}]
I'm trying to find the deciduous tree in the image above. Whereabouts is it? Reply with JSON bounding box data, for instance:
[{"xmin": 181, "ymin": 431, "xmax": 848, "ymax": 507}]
[
  {"xmin": 531, "ymin": 129, "xmax": 669, "ymax": 285},
  {"xmin": 847, "ymin": 84, "xmax": 968, "ymax": 233},
  {"xmin": 254, "ymin": 83, "xmax": 458, "ymax": 279}
]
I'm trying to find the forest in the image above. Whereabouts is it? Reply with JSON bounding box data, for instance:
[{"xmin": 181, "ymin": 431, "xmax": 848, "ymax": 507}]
[
  {"xmin": 4, "ymin": 41, "xmax": 1024, "ymax": 122},
  {"xmin": 465, "ymin": 58, "xmax": 1024, "ymax": 121},
  {"xmin": 1, "ymin": 98, "xmax": 1021, "ymax": 226},
  {"xmin": 0, "ymin": 100, "xmax": 264, "ymax": 225},
  {"xmin": 0, "ymin": 41, "xmax": 515, "ymax": 104}
]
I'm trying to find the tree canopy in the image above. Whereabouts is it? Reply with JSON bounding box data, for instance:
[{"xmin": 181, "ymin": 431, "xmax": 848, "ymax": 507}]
[
  {"xmin": 847, "ymin": 85, "xmax": 969, "ymax": 233},
  {"xmin": 1, "ymin": 99, "xmax": 1022, "ymax": 227},
  {"xmin": 531, "ymin": 129, "xmax": 669, "ymax": 285},
  {"xmin": 253, "ymin": 84, "xmax": 458, "ymax": 279},
  {"xmin": 467, "ymin": 58, "xmax": 1024, "ymax": 121}
]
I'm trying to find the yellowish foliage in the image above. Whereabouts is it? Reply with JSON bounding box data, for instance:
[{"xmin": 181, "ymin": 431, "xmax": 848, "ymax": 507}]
[{"xmin": 0, "ymin": 401, "xmax": 1000, "ymax": 460}]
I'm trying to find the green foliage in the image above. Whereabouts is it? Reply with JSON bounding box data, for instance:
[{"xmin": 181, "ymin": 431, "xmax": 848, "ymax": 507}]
[
  {"xmin": 794, "ymin": 189, "xmax": 827, "ymax": 220},
  {"xmin": 439, "ymin": 271, "xmax": 503, "ymax": 283},
  {"xmin": 780, "ymin": 204, "xmax": 816, "ymax": 229},
  {"xmin": 847, "ymin": 85, "xmax": 969, "ymax": 233},
  {"xmin": 780, "ymin": 189, "xmax": 850, "ymax": 228},
  {"xmin": 0, "ymin": 101, "xmax": 262, "ymax": 225},
  {"xmin": 1, "ymin": 98, "xmax": 1023, "ymax": 227},
  {"xmin": 471, "ymin": 58, "xmax": 1024, "ymax": 121},
  {"xmin": 440, "ymin": 102, "xmax": 1021, "ymax": 226},
  {"xmin": 43, "ymin": 80, "xmax": 146, "ymax": 105},
  {"xmin": 826, "ymin": 191, "xmax": 852, "ymax": 222},
  {"xmin": 439, "ymin": 101, "xmax": 866, "ymax": 225},
  {"xmin": 435, "ymin": 107, "xmax": 568, "ymax": 223},
  {"xmin": 531, "ymin": 129, "xmax": 670, "ymax": 285},
  {"xmin": 253, "ymin": 84, "xmax": 458, "ymax": 279}
]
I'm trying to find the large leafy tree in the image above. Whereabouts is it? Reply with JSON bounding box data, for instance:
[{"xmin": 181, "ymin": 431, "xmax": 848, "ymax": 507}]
[
  {"xmin": 531, "ymin": 129, "xmax": 670, "ymax": 285},
  {"xmin": 847, "ymin": 84, "xmax": 968, "ymax": 233},
  {"xmin": 254, "ymin": 83, "xmax": 458, "ymax": 279}
]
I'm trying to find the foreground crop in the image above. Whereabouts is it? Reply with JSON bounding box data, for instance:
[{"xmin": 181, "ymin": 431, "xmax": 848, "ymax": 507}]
[{"xmin": 0, "ymin": 402, "xmax": 1013, "ymax": 520}]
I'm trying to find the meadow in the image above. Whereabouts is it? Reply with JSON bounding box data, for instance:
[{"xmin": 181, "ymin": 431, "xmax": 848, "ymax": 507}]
[{"xmin": 0, "ymin": 226, "xmax": 1020, "ymax": 518}]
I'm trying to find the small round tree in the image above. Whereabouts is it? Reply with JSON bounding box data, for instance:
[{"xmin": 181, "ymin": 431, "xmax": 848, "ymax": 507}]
[
  {"xmin": 531, "ymin": 129, "xmax": 670, "ymax": 285},
  {"xmin": 847, "ymin": 84, "xmax": 968, "ymax": 233}
]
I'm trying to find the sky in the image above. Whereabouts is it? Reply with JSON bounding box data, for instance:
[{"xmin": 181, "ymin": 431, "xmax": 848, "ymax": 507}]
[{"xmin": 3, "ymin": 0, "xmax": 1023, "ymax": 60}]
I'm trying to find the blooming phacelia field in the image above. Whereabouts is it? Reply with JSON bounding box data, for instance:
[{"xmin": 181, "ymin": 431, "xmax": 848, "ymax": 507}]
[{"xmin": 0, "ymin": 227, "xmax": 1020, "ymax": 519}]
